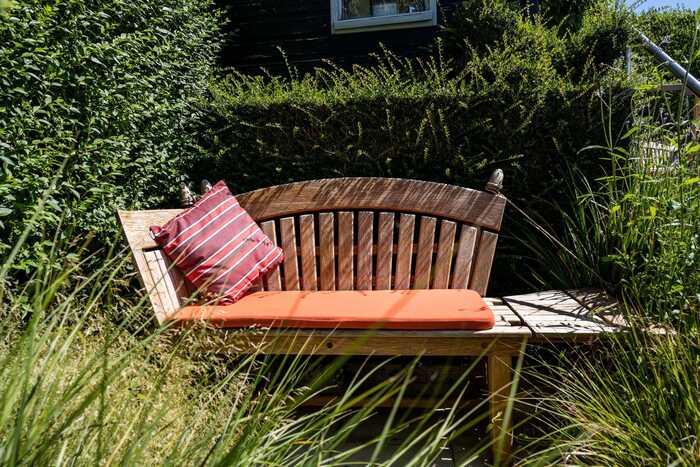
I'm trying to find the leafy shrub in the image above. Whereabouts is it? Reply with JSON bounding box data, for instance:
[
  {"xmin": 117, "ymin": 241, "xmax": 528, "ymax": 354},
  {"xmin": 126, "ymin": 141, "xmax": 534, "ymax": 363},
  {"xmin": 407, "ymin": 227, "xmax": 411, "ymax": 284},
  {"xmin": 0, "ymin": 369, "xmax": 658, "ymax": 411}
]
[
  {"xmin": 441, "ymin": 0, "xmax": 631, "ymax": 81},
  {"xmin": 540, "ymin": 0, "xmax": 599, "ymax": 32},
  {"xmin": 200, "ymin": 18, "xmax": 630, "ymax": 291},
  {"xmin": 194, "ymin": 0, "xmax": 633, "ymax": 218},
  {"xmin": 520, "ymin": 86, "xmax": 700, "ymax": 325},
  {"xmin": 522, "ymin": 330, "xmax": 700, "ymax": 465},
  {"xmin": 563, "ymin": 2, "xmax": 632, "ymax": 81},
  {"xmin": 440, "ymin": 0, "xmax": 519, "ymax": 59},
  {"xmin": 635, "ymin": 7, "xmax": 700, "ymax": 77},
  {"xmin": 202, "ymin": 41, "xmax": 628, "ymax": 202},
  {"xmin": 0, "ymin": 0, "xmax": 221, "ymax": 273}
]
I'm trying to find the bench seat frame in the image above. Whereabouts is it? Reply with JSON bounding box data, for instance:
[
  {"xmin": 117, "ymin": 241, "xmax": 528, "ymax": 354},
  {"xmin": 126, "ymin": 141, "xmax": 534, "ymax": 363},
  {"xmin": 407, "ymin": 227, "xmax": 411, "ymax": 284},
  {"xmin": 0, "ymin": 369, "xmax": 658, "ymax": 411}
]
[{"xmin": 118, "ymin": 173, "xmax": 620, "ymax": 463}]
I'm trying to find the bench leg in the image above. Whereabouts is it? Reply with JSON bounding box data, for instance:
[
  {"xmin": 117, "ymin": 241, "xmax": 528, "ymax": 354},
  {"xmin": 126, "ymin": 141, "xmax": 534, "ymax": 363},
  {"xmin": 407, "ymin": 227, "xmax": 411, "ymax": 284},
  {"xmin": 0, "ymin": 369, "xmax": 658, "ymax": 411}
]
[{"xmin": 488, "ymin": 352, "xmax": 513, "ymax": 465}]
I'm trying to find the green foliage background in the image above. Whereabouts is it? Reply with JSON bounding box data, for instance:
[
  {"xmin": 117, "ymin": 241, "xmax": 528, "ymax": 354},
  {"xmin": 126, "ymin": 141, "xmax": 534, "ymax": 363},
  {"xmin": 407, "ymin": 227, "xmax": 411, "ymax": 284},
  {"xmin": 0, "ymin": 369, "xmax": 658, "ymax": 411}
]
[
  {"xmin": 196, "ymin": 1, "xmax": 632, "ymax": 292},
  {"xmin": 636, "ymin": 7, "xmax": 700, "ymax": 77},
  {"xmin": 0, "ymin": 0, "xmax": 220, "ymax": 272},
  {"xmin": 0, "ymin": 2, "xmax": 698, "ymax": 465},
  {"xmin": 1, "ymin": 0, "xmax": 697, "ymax": 294}
]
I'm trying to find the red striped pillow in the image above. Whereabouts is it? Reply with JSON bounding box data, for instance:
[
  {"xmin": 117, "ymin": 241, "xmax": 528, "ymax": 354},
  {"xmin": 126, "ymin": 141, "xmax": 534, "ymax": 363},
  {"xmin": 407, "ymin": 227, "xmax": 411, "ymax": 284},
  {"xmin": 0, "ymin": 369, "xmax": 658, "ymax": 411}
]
[{"xmin": 149, "ymin": 181, "xmax": 283, "ymax": 304}]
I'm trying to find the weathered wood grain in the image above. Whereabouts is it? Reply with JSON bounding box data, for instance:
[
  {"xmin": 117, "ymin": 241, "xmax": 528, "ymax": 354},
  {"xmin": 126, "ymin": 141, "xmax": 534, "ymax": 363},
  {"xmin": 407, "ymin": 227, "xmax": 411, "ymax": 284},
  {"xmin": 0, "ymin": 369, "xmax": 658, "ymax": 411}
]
[
  {"xmin": 488, "ymin": 352, "xmax": 514, "ymax": 464},
  {"xmin": 118, "ymin": 209, "xmax": 182, "ymax": 251},
  {"xmin": 375, "ymin": 212, "xmax": 395, "ymax": 290},
  {"xmin": 394, "ymin": 214, "xmax": 415, "ymax": 289},
  {"xmin": 153, "ymin": 251, "xmax": 183, "ymax": 311},
  {"xmin": 299, "ymin": 214, "xmax": 318, "ymax": 291},
  {"xmin": 469, "ymin": 231, "xmax": 498, "ymax": 296},
  {"xmin": 260, "ymin": 221, "xmax": 282, "ymax": 291},
  {"xmin": 223, "ymin": 330, "xmax": 529, "ymax": 356},
  {"xmin": 356, "ymin": 211, "xmax": 374, "ymax": 290},
  {"xmin": 432, "ymin": 220, "xmax": 456, "ymax": 289},
  {"xmin": 413, "ymin": 216, "xmax": 437, "ymax": 289},
  {"xmin": 502, "ymin": 290, "xmax": 624, "ymax": 339},
  {"xmin": 337, "ymin": 211, "xmax": 354, "ymax": 290},
  {"xmin": 235, "ymin": 178, "xmax": 506, "ymax": 230},
  {"xmin": 450, "ymin": 225, "xmax": 477, "ymax": 289},
  {"xmin": 318, "ymin": 212, "xmax": 336, "ymax": 291},
  {"xmin": 143, "ymin": 250, "xmax": 181, "ymax": 322},
  {"xmin": 279, "ymin": 217, "xmax": 300, "ymax": 291}
]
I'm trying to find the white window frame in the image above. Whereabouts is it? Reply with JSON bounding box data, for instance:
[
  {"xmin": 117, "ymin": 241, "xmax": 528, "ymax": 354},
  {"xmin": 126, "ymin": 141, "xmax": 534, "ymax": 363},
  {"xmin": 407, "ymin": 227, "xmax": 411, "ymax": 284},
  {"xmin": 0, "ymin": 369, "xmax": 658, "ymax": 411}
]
[{"xmin": 331, "ymin": 0, "xmax": 437, "ymax": 34}]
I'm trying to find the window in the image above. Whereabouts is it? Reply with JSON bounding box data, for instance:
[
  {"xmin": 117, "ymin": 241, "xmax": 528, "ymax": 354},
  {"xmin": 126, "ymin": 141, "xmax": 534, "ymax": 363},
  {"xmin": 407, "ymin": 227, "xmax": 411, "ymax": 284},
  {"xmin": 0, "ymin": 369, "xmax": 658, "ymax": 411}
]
[{"xmin": 331, "ymin": 0, "xmax": 437, "ymax": 34}]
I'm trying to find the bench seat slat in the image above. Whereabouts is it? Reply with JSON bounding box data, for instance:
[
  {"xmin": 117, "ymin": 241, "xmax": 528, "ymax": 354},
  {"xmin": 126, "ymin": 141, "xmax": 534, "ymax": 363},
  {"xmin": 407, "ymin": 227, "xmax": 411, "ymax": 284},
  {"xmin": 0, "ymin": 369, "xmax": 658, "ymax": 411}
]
[{"xmin": 503, "ymin": 290, "xmax": 625, "ymax": 338}]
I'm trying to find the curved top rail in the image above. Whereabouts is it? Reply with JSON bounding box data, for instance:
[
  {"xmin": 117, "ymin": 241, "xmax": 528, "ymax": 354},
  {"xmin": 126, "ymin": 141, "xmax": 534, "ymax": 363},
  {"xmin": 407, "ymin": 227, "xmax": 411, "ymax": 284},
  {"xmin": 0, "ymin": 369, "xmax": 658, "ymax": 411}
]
[
  {"xmin": 118, "ymin": 176, "xmax": 506, "ymax": 251},
  {"xmin": 237, "ymin": 177, "xmax": 506, "ymax": 230}
]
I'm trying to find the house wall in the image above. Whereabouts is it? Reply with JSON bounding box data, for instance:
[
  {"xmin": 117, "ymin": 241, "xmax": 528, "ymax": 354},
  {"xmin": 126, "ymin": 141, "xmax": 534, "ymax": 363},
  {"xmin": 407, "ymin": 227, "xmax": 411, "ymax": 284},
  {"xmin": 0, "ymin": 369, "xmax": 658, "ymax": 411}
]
[{"xmin": 218, "ymin": 0, "xmax": 462, "ymax": 74}]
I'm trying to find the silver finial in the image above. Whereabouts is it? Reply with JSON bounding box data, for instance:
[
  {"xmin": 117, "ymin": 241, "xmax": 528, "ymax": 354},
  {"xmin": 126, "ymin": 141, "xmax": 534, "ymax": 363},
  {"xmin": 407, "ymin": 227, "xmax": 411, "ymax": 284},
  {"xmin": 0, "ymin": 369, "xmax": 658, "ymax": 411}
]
[{"xmin": 485, "ymin": 169, "xmax": 504, "ymax": 194}]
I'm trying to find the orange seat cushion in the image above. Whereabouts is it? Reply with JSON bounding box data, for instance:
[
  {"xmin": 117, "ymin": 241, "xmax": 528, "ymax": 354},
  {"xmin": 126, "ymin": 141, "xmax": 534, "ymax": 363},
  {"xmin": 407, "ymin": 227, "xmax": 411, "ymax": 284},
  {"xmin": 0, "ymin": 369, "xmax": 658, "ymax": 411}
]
[{"xmin": 171, "ymin": 289, "xmax": 495, "ymax": 330}]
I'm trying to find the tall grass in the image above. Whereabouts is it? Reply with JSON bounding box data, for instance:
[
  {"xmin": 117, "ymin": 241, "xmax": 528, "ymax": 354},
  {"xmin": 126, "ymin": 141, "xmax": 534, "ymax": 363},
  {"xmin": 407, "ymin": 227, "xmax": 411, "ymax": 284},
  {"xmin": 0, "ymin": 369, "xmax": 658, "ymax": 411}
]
[
  {"xmin": 517, "ymin": 86, "xmax": 699, "ymax": 327},
  {"xmin": 517, "ymin": 48, "xmax": 700, "ymax": 465},
  {"xmin": 0, "ymin": 203, "xmax": 515, "ymax": 465},
  {"xmin": 520, "ymin": 331, "xmax": 700, "ymax": 466}
]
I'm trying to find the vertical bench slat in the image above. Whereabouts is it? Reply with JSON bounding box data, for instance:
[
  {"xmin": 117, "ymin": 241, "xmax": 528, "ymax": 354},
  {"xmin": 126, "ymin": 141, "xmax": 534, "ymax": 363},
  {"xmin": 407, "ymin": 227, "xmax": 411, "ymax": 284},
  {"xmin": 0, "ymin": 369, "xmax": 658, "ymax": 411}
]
[
  {"xmin": 337, "ymin": 211, "xmax": 354, "ymax": 290},
  {"xmin": 319, "ymin": 212, "xmax": 336, "ymax": 290},
  {"xmin": 260, "ymin": 221, "xmax": 282, "ymax": 291},
  {"xmin": 414, "ymin": 216, "xmax": 436, "ymax": 289},
  {"xmin": 143, "ymin": 250, "xmax": 177, "ymax": 320},
  {"xmin": 433, "ymin": 220, "xmax": 456, "ymax": 289},
  {"xmin": 356, "ymin": 211, "xmax": 374, "ymax": 290},
  {"xmin": 154, "ymin": 249, "xmax": 191, "ymax": 305},
  {"xmin": 299, "ymin": 214, "xmax": 318, "ymax": 291},
  {"xmin": 451, "ymin": 225, "xmax": 478, "ymax": 289},
  {"xmin": 394, "ymin": 214, "xmax": 416, "ymax": 289},
  {"xmin": 375, "ymin": 212, "xmax": 394, "ymax": 290},
  {"xmin": 279, "ymin": 217, "xmax": 300, "ymax": 291},
  {"xmin": 154, "ymin": 251, "xmax": 183, "ymax": 310},
  {"xmin": 470, "ymin": 230, "xmax": 499, "ymax": 296}
]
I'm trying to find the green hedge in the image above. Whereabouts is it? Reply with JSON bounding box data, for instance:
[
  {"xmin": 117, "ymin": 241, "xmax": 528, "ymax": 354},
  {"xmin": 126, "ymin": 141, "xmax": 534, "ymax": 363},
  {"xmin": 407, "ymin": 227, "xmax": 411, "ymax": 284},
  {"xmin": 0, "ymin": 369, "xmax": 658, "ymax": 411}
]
[
  {"xmin": 203, "ymin": 71, "xmax": 616, "ymax": 207},
  {"xmin": 198, "ymin": 75, "xmax": 625, "ymax": 293},
  {"xmin": 635, "ymin": 7, "xmax": 700, "ymax": 77},
  {"xmin": 0, "ymin": 0, "xmax": 635, "ymax": 293},
  {"xmin": 200, "ymin": 3, "xmax": 631, "ymax": 200},
  {"xmin": 195, "ymin": 3, "xmax": 634, "ymax": 292},
  {"xmin": 0, "ymin": 0, "xmax": 220, "ymax": 272}
]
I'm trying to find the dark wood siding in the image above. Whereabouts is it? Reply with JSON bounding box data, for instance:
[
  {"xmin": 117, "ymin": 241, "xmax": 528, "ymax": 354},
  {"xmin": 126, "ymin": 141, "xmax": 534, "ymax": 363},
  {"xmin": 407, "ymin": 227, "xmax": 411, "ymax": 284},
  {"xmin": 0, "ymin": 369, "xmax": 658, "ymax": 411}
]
[{"xmin": 218, "ymin": 0, "xmax": 461, "ymax": 74}]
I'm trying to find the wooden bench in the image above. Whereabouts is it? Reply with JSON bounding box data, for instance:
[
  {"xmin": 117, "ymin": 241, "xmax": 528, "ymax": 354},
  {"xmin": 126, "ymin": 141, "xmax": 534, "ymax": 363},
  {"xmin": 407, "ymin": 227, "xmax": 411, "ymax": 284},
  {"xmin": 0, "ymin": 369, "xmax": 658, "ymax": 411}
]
[{"xmin": 118, "ymin": 173, "xmax": 621, "ymax": 462}]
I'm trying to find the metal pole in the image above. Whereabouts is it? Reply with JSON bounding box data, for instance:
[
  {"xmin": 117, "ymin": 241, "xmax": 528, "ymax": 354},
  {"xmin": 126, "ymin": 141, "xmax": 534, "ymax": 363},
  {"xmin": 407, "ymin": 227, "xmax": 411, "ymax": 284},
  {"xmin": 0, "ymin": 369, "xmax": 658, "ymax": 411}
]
[{"xmin": 638, "ymin": 30, "xmax": 700, "ymax": 97}]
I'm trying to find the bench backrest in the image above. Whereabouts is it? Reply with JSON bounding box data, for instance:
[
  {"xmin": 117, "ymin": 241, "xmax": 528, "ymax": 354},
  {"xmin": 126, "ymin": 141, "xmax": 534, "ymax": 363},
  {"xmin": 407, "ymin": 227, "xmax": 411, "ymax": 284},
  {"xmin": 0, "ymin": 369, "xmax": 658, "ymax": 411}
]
[{"xmin": 119, "ymin": 175, "xmax": 507, "ymax": 323}]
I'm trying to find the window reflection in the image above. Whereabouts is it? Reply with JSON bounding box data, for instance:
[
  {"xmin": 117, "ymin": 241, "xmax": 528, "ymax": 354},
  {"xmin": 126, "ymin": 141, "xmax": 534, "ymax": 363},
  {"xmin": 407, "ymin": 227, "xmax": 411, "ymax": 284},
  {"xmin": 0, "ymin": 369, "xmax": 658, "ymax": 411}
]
[{"xmin": 340, "ymin": 0, "xmax": 428, "ymax": 20}]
